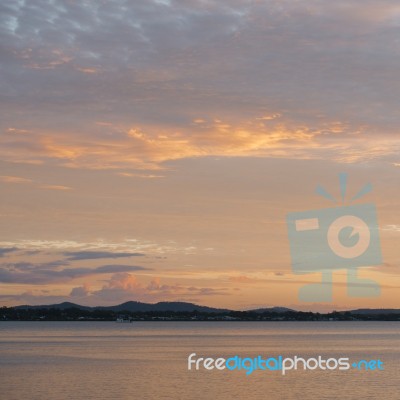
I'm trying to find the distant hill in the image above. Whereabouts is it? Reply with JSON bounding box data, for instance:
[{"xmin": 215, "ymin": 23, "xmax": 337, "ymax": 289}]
[
  {"xmin": 100, "ymin": 301, "xmax": 228, "ymax": 313},
  {"xmin": 15, "ymin": 301, "xmax": 228, "ymax": 313},
  {"xmin": 15, "ymin": 302, "xmax": 91, "ymax": 310},
  {"xmin": 348, "ymin": 309, "xmax": 400, "ymax": 315},
  {"xmin": 13, "ymin": 303, "xmax": 400, "ymax": 315}
]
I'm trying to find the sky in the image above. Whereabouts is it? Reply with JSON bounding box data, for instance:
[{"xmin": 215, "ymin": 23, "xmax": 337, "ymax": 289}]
[{"xmin": 0, "ymin": 0, "xmax": 400, "ymax": 311}]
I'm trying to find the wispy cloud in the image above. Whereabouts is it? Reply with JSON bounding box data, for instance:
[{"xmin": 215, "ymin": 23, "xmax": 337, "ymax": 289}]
[
  {"xmin": 0, "ymin": 247, "xmax": 19, "ymax": 257},
  {"xmin": 0, "ymin": 176, "xmax": 72, "ymax": 191},
  {"xmin": 382, "ymin": 225, "xmax": 400, "ymax": 232},
  {"xmin": 0, "ymin": 176, "xmax": 32, "ymax": 184},
  {"xmin": 39, "ymin": 185, "xmax": 72, "ymax": 191},
  {"xmin": 2, "ymin": 121, "xmax": 399, "ymax": 170},
  {"xmin": 0, "ymin": 262, "xmax": 149, "ymax": 284},
  {"xmin": 63, "ymin": 251, "xmax": 145, "ymax": 261},
  {"xmin": 0, "ymin": 239, "xmax": 190, "ymax": 255},
  {"xmin": 95, "ymin": 264, "xmax": 151, "ymax": 273},
  {"xmin": 117, "ymin": 172, "xmax": 165, "ymax": 179},
  {"xmin": 228, "ymin": 275, "xmax": 258, "ymax": 284}
]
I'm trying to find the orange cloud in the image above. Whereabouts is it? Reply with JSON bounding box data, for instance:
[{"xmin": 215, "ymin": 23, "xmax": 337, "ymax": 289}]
[
  {"xmin": 0, "ymin": 175, "xmax": 32, "ymax": 184},
  {"xmin": 1, "ymin": 117, "xmax": 398, "ymax": 170},
  {"xmin": 75, "ymin": 67, "xmax": 99, "ymax": 74},
  {"xmin": 117, "ymin": 172, "xmax": 165, "ymax": 179},
  {"xmin": 0, "ymin": 175, "xmax": 72, "ymax": 191},
  {"xmin": 40, "ymin": 185, "xmax": 72, "ymax": 191},
  {"xmin": 86, "ymin": 273, "xmax": 231, "ymax": 303},
  {"xmin": 7, "ymin": 128, "xmax": 30, "ymax": 134},
  {"xmin": 228, "ymin": 275, "xmax": 258, "ymax": 283}
]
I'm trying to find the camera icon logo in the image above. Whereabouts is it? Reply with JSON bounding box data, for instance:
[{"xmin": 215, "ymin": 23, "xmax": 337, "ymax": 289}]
[{"xmin": 286, "ymin": 174, "xmax": 382, "ymax": 302}]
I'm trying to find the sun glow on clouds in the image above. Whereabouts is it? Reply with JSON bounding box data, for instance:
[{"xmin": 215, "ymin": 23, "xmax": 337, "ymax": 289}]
[
  {"xmin": 0, "ymin": 176, "xmax": 72, "ymax": 191},
  {"xmin": 0, "ymin": 176, "xmax": 32, "ymax": 184},
  {"xmin": 0, "ymin": 239, "xmax": 201, "ymax": 257},
  {"xmin": 2, "ymin": 119, "xmax": 399, "ymax": 171},
  {"xmin": 1, "ymin": 0, "xmax": 400, "ymax": 172}
]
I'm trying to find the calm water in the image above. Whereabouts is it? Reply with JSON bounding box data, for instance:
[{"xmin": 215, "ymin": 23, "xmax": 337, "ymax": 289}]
[{"xmin": 0, "ymin": 321, "xmax": 399, "ymax": 399}]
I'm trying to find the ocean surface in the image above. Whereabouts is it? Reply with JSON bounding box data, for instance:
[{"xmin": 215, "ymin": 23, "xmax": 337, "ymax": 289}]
[{"xmin": 0, "ymin": 321, "xmax": 399, "ymax": 399}]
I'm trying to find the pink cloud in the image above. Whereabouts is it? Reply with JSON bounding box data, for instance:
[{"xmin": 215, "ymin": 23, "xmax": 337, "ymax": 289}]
[{"xmin": 88, "ymin": 273, "xmax": 230, "ymax": 304}]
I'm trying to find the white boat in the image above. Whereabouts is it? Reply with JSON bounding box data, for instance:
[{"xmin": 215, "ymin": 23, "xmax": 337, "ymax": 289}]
[{"xmin": 116, "ymin": 318, "xmax": 131, "ymax": 323}]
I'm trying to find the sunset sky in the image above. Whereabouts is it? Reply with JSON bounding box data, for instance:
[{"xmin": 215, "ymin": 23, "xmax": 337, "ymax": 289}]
[{"xmin": 1, "ymin": 0, "xmax": 400, "ymax": 311}]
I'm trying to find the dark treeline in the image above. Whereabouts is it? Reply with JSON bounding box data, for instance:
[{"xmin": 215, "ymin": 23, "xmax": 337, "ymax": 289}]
[{"xmin": 1, "ymin": 307, "xmax": 400, "ymax": 321}]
